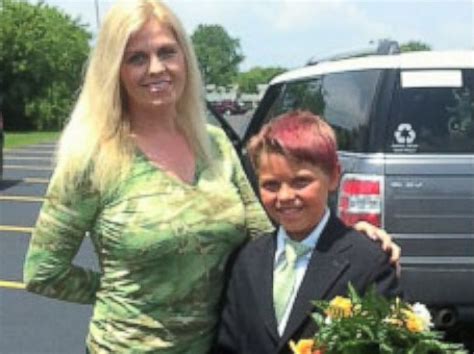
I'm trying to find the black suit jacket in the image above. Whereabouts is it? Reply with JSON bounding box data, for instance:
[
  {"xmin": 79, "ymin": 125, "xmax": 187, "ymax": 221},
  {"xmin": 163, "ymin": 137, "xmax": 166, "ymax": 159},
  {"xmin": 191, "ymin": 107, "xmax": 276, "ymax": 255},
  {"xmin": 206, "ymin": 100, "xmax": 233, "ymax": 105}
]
[{"xmin": 215, "ymin": 215, "xmax": 401, "ymax": 354}]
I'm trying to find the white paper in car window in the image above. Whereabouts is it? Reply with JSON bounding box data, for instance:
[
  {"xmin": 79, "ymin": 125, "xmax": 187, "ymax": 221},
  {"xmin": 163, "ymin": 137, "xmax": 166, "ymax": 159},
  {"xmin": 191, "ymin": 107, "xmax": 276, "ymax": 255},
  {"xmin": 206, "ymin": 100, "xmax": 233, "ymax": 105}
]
[{"xmin": 401, "ymin": 70, "xmax": 462, "ymax": 88}]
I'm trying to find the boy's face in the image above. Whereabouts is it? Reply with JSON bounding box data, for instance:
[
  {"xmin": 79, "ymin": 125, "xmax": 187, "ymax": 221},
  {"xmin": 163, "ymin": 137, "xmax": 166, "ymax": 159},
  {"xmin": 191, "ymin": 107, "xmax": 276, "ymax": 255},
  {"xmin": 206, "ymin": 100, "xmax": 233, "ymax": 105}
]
[{"xmin": 258, "ymin": 152, "xmax": 340, "ymax": 241}]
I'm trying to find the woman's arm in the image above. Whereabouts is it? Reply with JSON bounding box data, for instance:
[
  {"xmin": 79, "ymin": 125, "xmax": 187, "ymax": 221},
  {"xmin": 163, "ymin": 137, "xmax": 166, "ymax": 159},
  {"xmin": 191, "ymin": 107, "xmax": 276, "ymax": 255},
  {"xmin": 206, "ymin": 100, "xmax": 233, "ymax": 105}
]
[
  {"xmin": 23, "ymin": 178, "xmax": 101, "ymax": 304},
  {"xmin": 231, "ymin": 156, "xmax": 275, "ymax": 238},
  {"xmin": 214, "ymin": 127, "xmax": 275, "ymax": 238}
]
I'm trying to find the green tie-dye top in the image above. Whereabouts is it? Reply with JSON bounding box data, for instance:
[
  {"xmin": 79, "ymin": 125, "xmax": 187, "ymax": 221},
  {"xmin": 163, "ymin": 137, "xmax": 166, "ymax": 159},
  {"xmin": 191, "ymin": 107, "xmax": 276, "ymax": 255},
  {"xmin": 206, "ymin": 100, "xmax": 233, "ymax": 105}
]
[{"xmin": 24, "ymin": 125, "xmax": 273, "ymax": 354}]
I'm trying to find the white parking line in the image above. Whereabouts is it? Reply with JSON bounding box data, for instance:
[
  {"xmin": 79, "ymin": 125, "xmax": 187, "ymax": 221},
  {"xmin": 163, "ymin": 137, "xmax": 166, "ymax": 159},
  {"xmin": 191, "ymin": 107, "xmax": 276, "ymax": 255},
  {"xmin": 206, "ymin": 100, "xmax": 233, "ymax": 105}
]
[
  {"xmin": 4, "ymin": 150, "xmax": 54, "ymax": 155},
  {"xmin": 0, "ymin": 280, "xmax": 26, "ymax": 290},
  {"xmin": 22, "ymin": 178, "xmax": 50, "ymax": 184},
  {"xmin": 4, "ymin": 165, "xmax": 53, "ymax": 171},
  {"xmin": 4, "ymin": 156, "xmax": 53, "ymax": 161},
  {"xmin": 0, "ymin": 225, "xmax": 34, "ymax": 233},
  {"xmin": 0, "ymin": 196, "xmax": 45, "ymax": 202}
]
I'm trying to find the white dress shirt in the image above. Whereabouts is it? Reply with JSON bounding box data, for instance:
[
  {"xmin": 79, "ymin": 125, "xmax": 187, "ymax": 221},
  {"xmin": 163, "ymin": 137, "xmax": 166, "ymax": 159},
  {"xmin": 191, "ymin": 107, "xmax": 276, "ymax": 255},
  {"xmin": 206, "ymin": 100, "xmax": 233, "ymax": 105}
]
[{"xmin": 274, "ymin": 208, "xmax": 330, "ymax": 335}]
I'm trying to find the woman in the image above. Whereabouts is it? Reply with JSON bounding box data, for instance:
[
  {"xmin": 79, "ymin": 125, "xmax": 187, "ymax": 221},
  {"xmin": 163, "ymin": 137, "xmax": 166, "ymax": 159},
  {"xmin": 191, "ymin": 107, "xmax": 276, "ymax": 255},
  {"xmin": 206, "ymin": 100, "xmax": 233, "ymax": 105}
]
[{"xmin": 24, "ymin": 1, "xmax": 399, "ymax": 353}]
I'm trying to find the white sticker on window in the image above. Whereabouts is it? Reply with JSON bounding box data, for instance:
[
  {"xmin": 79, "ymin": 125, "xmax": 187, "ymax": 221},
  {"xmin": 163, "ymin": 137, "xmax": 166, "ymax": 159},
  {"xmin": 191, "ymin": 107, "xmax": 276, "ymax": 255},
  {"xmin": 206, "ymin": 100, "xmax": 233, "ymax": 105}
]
[
  {"xmin": 401, "ymin": 70, "xmax": 462, "ymax": 88},
  {"xmin": 391, "ymin": 123, "xmax": 419, "ymax": 153}
]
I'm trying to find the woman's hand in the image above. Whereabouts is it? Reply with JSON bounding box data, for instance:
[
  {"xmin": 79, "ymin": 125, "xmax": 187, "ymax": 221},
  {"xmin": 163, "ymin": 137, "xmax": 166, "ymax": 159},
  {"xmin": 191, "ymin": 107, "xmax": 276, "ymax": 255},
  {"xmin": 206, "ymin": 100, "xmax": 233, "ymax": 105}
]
[{"xmin": 353, "ymin": 221, "xmax": 401, "ymax": 266}]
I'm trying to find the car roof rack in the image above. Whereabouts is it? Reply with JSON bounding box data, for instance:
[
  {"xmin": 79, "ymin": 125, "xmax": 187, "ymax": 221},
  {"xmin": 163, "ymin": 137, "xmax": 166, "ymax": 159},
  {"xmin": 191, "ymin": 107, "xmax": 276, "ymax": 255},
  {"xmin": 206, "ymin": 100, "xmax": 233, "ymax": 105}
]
[{"xmin": 306, "ymin": 39, "xmax": 400, "ymax": 66}]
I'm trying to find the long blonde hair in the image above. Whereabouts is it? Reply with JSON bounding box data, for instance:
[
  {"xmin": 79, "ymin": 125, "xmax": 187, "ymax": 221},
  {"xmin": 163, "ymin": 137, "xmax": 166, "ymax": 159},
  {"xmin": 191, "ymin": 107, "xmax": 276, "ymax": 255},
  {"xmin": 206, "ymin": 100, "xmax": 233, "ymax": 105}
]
[{"xmin": 54, "ymin": 0, "xmax": 211, "ymax": 195}]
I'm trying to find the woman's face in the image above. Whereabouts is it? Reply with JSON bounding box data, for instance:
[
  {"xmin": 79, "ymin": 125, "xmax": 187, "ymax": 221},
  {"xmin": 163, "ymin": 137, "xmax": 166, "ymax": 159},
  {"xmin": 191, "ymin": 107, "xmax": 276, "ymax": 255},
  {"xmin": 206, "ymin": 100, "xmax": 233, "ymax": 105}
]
[{"xmin": 120, "ymin": 18, "xmax": 187, "ymax": 112}]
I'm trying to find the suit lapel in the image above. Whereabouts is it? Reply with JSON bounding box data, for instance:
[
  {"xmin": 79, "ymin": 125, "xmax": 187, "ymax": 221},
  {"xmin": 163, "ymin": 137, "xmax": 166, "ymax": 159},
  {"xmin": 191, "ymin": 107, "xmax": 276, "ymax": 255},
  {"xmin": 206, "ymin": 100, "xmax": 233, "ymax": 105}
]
[
  {"xmin": 248, "ymin": 232, "xmax": 280, "ymax": 343},
  {"xmin": 279, "ymin": 215, "xmax": 352, "ymax": 348}
]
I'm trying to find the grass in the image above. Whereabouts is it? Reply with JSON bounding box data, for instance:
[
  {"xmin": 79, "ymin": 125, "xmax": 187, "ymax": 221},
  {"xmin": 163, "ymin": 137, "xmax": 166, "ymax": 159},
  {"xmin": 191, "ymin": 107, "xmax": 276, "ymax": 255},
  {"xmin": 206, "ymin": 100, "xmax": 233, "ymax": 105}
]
[{"xmin": 4, "ymin": 131, "xmax": 60, "ymax": 149}]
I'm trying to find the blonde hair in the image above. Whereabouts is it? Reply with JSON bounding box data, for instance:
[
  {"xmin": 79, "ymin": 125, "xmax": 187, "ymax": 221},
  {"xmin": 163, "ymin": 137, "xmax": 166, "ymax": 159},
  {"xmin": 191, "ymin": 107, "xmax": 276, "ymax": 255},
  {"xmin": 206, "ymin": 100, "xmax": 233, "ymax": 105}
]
[{"xmin": 53, "ymin": 0, "xmax": 211, "ymax": 195}]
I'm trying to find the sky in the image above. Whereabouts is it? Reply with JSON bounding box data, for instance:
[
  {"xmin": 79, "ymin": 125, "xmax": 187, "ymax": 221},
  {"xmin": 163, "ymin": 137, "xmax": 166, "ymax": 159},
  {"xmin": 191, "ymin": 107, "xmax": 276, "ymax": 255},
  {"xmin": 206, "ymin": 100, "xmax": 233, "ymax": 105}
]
[{"xmin": 35, "ymin": 0, "xmax": 474, "ymax": 71}]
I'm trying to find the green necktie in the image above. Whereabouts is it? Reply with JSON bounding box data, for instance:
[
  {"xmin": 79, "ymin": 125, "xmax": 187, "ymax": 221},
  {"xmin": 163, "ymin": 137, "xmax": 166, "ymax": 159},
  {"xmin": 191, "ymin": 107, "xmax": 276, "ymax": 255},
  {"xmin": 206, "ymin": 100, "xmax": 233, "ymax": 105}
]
[{"xmin": 273, "ymin": 239, "xmax": 312, "ymax": 325}]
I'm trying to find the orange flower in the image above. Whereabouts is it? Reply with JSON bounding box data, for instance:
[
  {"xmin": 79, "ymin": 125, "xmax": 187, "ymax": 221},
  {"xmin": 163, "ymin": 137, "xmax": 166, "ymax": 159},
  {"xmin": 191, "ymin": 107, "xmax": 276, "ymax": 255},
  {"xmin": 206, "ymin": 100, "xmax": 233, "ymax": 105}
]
[{"xmin": 289, "ymin": 339, "xmax": 317, "ymax": 354}]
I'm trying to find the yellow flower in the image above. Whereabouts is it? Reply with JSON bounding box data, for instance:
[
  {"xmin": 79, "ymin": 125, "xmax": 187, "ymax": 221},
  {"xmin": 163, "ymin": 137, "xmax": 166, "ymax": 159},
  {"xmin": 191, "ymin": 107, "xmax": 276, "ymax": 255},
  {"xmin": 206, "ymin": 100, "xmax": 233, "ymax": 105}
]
[
  {"xmin": 402, "ymin": 309, "xmax": 425, "ymax": 333},
  {"xmin": 384, "ymin": 317, "xmax": 404, "ymax": 327},
  {"xmin": 289, "ymin": 339, "xmax": 315, "ymax": 354},
  {"xmin": 325, "ymin": 296, "xmax": 353, "ymax": 319},
  {"xmin": 411, "ymin": 303, "xmax": 433, "ymax": 331}
]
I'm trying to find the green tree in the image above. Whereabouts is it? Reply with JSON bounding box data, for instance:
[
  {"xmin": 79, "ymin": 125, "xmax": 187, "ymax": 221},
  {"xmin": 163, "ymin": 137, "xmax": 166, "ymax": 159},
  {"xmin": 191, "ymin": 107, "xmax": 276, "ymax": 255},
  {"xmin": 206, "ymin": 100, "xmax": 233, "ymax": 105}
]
[
  {"xmin": 237, "ymin": 66, "xmax": 287, "ymax": 93},
  {"xmin": 0, "ymin": 0, "xmax": 91, "ymax": 131},
  {"xmin": 400, "ymin": 40, "xmax": 432, "ymax": 52},
  {"xmin": 191, "ymin": 24, "xmax": 244, "ymax": 86}
]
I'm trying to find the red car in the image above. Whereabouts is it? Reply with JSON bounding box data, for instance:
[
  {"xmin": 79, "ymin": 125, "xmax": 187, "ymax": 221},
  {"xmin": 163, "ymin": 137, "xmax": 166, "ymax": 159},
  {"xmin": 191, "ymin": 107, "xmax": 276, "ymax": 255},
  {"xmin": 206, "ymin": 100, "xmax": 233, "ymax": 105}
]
[{"xmin": 211, "ymin": 100, "xmax": 248, "ymax": 116}]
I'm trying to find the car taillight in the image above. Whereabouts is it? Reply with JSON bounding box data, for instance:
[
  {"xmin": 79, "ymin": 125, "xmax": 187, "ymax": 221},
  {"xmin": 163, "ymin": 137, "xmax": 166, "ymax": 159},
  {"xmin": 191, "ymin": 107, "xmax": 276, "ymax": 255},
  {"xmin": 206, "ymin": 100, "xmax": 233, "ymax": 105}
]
[{"xmin": 337, "ymin": 174, "xmax": 384, "ymax": 227}]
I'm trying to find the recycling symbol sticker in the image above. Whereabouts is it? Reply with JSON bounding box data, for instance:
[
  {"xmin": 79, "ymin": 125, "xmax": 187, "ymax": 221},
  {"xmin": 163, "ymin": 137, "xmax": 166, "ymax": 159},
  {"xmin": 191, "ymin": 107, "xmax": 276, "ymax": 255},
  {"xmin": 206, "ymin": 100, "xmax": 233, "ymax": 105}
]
[
  {"xmin": 394, "ymin": 123, "xmax": 416, "ymax": 144},
  {"xmin": 391, "ymin": 123, "xmax": 418, "ymax": 153}
]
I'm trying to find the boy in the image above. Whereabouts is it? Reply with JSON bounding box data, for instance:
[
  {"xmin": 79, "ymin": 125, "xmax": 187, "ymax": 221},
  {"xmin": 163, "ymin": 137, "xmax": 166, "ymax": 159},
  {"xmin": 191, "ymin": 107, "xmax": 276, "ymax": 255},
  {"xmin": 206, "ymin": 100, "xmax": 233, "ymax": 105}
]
[{"xmin": 216, "ymin": 111, "xmax": 401, "ymax": 354}]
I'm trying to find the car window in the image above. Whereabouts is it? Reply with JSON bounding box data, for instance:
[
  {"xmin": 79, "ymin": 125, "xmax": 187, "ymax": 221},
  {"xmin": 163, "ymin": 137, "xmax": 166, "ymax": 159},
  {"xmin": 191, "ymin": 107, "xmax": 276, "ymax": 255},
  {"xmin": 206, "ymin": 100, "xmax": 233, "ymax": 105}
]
[
  {"xmin": 205, "ymin": 102, "xmax": 243, "ymax": 153},
  {"xmin": 386, "ymin": 69, "xmax": 474, "ymax": 153},
  {"xmin": 260, "ymin": 70, "xmax": 382, "ymax": 152},
  {"xmin": 321, "ymin": 70, "xmax": 381, "ymax": 151}
]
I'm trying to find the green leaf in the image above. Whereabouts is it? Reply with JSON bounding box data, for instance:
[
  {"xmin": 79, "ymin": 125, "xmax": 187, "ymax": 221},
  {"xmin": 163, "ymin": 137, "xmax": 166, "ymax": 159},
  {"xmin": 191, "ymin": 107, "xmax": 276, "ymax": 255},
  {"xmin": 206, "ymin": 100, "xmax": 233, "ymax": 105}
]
[
  {"xmin": 0, "ymin": 0, "xmax": 91, "ymax": 130},
  {"xmin": 347, "ymin": 282, "xmax": 361, "ymax": 303},
  {"xmin": 191, "ymin": 24, "xmax": 244, "ymax": 86}
]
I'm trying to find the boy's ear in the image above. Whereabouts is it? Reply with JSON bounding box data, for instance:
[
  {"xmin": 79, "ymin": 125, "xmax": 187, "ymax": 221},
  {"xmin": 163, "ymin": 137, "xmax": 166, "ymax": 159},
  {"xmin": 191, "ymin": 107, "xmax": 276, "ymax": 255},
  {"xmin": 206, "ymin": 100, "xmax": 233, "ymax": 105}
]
[{"xmin": 329, "ymin": 163, "xmax": 341, "ymax": 192}]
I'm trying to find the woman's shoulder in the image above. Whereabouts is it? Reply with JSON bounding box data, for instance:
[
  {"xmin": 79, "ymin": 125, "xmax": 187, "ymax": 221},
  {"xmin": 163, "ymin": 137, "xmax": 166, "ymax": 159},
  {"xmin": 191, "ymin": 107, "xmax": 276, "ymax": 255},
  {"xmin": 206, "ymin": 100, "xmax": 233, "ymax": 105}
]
[
  {"xmin": 206, "ymin": 124, "xmax": 235, "ymax": 154},
  {"xmin": 206, "ymin": 124, "xmax": 228, "ymax": 142}
]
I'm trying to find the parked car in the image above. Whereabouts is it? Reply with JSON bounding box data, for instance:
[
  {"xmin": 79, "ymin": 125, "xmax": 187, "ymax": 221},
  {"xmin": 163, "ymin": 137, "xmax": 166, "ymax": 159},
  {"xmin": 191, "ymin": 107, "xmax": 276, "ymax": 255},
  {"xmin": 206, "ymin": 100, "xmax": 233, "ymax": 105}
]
[
  {"xmin": 210, "ymin": 100, "xmax": 248, "ymax": 116},
  {"xmin": 206, "ymin": 101, "xmax": 242, "ymax": 151},
  {"xmin": 241, "ymin": 44, "xmax": 474, "ymax": 330}
]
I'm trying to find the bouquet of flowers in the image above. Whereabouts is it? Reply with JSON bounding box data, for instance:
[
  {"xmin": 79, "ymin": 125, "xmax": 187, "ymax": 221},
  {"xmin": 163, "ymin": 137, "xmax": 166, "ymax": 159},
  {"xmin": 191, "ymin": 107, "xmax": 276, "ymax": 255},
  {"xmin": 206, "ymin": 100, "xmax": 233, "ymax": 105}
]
[{"xmin": 289, "ymin": 284, "xmax": 466, "ymax": 354}]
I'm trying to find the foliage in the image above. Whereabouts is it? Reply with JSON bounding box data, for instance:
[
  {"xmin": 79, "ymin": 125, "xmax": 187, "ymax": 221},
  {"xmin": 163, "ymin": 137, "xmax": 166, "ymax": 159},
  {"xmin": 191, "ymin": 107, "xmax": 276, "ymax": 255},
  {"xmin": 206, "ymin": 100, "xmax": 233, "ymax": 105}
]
[
  {"xmin": 400, "ymin": 40, "xmax": 432, "ymax": 52},
  {"xmin": 191, "ymin": 24, "xmax": 244, "ymax": 86},
  {"xmin": 5, "ymin": 131, "xmax": 60, "ymax": 148},
  {"xmin": 290, "ymin": 284, "xmax": 466, "ymax": 354},
  {"xmin": 0, "ymin": 0, "xmax": 91, "ymax": 131},
  {"xmin": 237, "ymin": 66, "xmax": 287, "ymax": 93}
]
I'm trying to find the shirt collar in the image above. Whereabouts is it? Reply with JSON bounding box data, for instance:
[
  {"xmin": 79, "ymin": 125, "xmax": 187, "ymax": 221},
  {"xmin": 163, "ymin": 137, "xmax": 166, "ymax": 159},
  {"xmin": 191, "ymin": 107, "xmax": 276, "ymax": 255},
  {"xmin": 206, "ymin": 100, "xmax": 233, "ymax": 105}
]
[{"xmin": 275, "ymin": 208, "xmax": 330, "ymax": 265}]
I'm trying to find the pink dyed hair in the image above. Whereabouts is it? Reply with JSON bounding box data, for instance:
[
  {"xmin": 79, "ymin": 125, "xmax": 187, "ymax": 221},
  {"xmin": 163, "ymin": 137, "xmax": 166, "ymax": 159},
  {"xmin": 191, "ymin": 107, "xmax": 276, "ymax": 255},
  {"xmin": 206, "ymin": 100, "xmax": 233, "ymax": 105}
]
[{"xmin": 247, "ymin": 110, "xmax": 339, "ymax": 175}]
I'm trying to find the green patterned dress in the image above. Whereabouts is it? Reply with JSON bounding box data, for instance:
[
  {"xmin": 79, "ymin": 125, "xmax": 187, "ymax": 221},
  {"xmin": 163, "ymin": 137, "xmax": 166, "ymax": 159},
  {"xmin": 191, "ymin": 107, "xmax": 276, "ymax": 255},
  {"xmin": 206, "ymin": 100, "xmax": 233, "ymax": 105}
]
[{"xmin": 24, "ymin": 126, "xmax": 273, "ymax": 353}]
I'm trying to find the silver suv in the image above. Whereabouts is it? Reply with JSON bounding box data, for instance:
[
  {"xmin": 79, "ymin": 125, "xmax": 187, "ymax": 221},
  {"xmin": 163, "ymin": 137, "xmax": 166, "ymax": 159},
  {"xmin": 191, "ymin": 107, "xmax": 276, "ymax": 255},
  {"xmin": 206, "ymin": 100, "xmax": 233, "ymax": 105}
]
[{"xmin": 243, "ymin": 46, "xmax": 474, "ymax": 329}]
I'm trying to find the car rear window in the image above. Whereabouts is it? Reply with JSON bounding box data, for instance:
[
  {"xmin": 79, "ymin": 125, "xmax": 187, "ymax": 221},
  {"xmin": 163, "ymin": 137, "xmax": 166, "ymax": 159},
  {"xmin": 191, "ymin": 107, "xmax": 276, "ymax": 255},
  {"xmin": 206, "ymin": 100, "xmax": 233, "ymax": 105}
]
[
  {"xmin": 261, "ymin": 70, "xmax": 382, "ymax": 152},
  {"xmin": 386, "ymin": 69, "xmax": 474, "ymax": 153}
]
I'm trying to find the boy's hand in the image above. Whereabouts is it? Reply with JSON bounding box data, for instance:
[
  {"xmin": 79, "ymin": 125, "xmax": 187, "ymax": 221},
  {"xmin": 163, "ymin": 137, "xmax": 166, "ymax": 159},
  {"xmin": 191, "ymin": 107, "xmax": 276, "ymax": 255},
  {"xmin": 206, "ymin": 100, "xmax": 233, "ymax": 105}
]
[{"xmin": 353, "ymin": 221, "xmax": 401, "ymax": 267}]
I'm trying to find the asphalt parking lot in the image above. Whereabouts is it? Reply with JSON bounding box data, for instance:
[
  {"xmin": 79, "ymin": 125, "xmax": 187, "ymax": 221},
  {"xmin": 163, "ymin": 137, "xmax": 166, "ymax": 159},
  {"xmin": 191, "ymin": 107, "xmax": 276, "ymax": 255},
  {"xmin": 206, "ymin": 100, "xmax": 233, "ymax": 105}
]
[{"xmin": 0, "ymin": 143, "xmax": 97, "ymax": 354}]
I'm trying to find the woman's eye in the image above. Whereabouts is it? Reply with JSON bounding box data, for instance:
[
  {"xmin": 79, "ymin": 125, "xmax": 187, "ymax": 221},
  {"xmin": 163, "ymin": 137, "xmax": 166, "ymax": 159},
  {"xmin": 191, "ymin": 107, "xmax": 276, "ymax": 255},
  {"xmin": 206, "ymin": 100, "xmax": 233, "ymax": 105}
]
[
  {"xmin": 158, "ymin": 48, "xmax": 178, "ymax": 61},
  {"xmin": 127, "ymin": 53, "xmax": 147, "ymax": 65}
]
